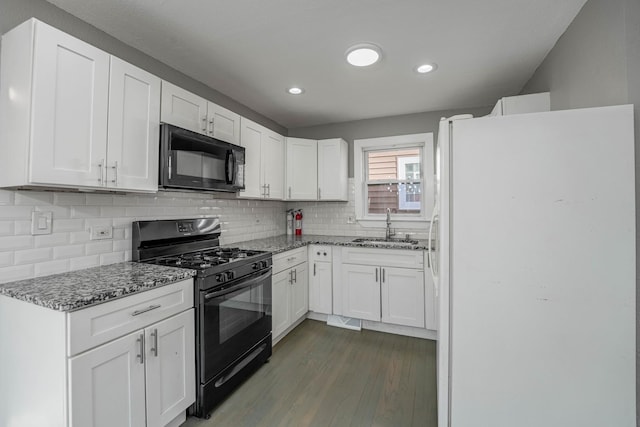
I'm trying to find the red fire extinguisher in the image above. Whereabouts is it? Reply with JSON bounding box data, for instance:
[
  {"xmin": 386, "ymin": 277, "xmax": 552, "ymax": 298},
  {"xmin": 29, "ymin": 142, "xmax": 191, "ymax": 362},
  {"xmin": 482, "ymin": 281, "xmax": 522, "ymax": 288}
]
[{"xmin": 295, "ymin": 210, "xmax": 303, "ymax": 235}]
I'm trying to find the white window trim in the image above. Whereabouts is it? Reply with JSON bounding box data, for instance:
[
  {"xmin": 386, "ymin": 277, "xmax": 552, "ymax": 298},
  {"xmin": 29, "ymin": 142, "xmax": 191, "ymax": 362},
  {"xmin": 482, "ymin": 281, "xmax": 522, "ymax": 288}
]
[{"xmin": 354, "ymin": 133, "xmax": 434, "ymax": 228}]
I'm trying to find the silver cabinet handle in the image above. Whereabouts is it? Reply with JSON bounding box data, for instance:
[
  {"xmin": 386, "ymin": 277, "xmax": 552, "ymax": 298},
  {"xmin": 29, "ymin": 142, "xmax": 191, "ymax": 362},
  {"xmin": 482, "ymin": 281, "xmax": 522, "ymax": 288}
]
[
  {"xmin": 289, "ymin": 269, "xmax": 293, "ymax": 285},
  {"xmin": 293, "ymin": 268, "xmax": 297, "ymax": 283},
  {"xmin": 262, "ymin": 184, "xmax": 267, "ymax": 197},
  {"xmin": 111, "ymin": 161, "xmax": 118, "ymax": 186},
  {"xmin": 375, "ymin": 268, "xmax": 378, "ymax": 282},
  {"xmin": 318, "ymin": 187, "xmax": 321, "ymax": 200},
  {"xmin": 201, "ymin": 116, "xmax": 208, "ymax": 133},
  {"xmin": 131, "ymin": 304, "xmax": 161, "ymax": 316},
  {"xmin": 382, "ymin": 268, "xmax": 385, "ymax": 283},
  {"xmin": 313, "ymin": 263, "xmax": 316, "ymax": 276},
  {"xmin": 168, "ymin": 156, "xmax": 172, "ymax": 179},
  {"xmin": 150, "ymin": 329, "xmax": 158, "ymax": 357},
  {"xmin": 98, "ymin": 159, "xmax": 105, "ymax": 184},
  {"xmin": 267, "ymin": 183, "xmax": 270, "ymax": 197},
  {"xmin": 288, "ymin": 186, "xmax": 292, "ymax": 199},
  {"xmin": 208, "ymin": 117, "xmax": 214, "ymax": 135},
  {"xmin": 136, "ymin": 333, "xmax": 144, "ymax": 364}
]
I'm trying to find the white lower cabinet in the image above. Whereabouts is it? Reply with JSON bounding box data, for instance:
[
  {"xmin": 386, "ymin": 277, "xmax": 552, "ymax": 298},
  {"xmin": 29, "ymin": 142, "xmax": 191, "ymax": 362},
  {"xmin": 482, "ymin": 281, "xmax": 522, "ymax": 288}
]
[
  {"xmin": 0, "ymin": 278, "xmax": 195, "ymax": 427},
  {"xmin": 339, "ymin": 247, "xmax": 426, "ymax": 328},
  {"xmin": 70, "ymin": 293, "xmax": 196, "ymax": 427},
  {"xmin": 309, "ymin": 245, "xmax": 333, "ymax": 315},
  {"xmin": 272, "ymin": 248, "xmax": 308, "ymax": 341}
]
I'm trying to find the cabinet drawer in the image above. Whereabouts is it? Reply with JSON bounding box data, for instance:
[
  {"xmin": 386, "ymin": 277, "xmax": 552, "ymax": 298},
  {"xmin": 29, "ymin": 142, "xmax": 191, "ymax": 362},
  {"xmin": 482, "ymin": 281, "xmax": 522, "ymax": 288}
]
[
  {"xmin": 341, "ymin": 247, "xmax": 424, "ymax": 269},
  {"xmin": 309, "ymin": 245, "xmax": 332, "ymax": 261},
  {"xmin": 273, "ymin": 247, "xmax": 307, "ymax": 274},
  {"xmin": 67, "ymin": 278, "xmax": 193, "ymax": 356}
]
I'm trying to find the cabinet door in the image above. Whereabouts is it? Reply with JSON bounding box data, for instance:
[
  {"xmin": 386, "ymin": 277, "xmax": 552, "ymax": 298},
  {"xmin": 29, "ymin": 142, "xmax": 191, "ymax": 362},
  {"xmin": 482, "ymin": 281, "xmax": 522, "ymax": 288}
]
[
  {"xmin": 207, "ymin": 101, "xmax": 241, "ymax": 144},
  {"xmin": 286, "ymin": 138, "xmax": 318, "ymax": 200},
  {"xmin": 381, "ymin": 267, "xmax": 425, "ymax": 328},
  {"xmin": 239, "ymin": 118, "xmax": 263, "ymax": 198},
  {"xmin": 272, "ymin": 269, "xmax": 292, "ymax": 338},
  {"xmin": 262, "ymin": 130, "xmax": 285, "ymax": 199},
  {"xmin": 318, "ymin": 138, "xmax": 348, "ymax": 201},
  {"xmin": 30, "ymin": 21, "xmax": 109, "ymax": 187},
  {"xmin": 69, "ymin": 330, "xmax": 146, "ymax": 427},
  {"xmin": 310, "ymin": 261, "xmax": 332, "ymax": 314},
  {"xmin": 160, "ymin": 81, "xmax": 208, "ymax": 134},
  {"xmin": 107, "ymin": 57, "xmax": 160, "ymax": 192},
  {"xmin": 291, "ymin": 263, "xmax": 309, "ymax": 322},
  {"xmin": 341, "ymin": 264, "xmax": 381, "ymax": 322},
  {"xmin": 145, "ymin": 309, "xmax": 195, "ymax": 427}
]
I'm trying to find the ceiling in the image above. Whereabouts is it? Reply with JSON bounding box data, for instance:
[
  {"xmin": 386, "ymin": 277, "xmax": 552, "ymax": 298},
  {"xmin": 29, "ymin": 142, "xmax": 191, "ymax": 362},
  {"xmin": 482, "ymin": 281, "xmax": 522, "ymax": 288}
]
[{"xmin": 45, "ymin": 0, "xmax": 588, "ymax": 129}]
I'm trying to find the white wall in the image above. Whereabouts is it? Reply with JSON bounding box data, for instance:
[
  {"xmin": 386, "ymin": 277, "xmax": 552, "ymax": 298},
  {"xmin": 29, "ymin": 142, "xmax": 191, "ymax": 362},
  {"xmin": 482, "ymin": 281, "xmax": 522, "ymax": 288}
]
[{"xmin": 0, "ymin": 189, "xmax": 285, "ymax": 284}]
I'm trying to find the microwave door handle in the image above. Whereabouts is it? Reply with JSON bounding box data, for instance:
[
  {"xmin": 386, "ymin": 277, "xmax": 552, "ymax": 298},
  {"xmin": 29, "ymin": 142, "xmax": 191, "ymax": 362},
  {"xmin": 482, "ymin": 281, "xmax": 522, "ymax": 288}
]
[{"xmin": 225, "ymin": 150, "xmax": 235, "ymax": 184}]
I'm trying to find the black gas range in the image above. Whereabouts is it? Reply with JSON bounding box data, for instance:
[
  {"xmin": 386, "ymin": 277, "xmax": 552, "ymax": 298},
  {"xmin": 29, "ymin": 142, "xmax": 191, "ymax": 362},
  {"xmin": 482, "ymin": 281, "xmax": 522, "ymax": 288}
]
[{"xmin": 132, "ymin": 218, "xmax": 272, "ymax": 419}]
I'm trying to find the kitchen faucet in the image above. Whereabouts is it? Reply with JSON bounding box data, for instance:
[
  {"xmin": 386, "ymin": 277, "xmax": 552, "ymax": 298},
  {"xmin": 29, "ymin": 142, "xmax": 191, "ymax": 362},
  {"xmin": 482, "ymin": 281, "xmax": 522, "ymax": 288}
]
[{"xmin": 386, "ymin": 208, "xmax": 395, "ymax": 240}]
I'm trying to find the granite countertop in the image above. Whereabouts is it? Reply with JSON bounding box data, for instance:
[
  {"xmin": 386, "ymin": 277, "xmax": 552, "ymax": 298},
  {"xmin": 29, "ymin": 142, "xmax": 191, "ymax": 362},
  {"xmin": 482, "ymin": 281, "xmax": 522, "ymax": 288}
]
[
  {"xmin": 227, "ymin": 234, "xmax": 431, "ymax": 255},
  {"xmin": 0, "ymin": 262, "xmax": 196, "ymax": 312}
]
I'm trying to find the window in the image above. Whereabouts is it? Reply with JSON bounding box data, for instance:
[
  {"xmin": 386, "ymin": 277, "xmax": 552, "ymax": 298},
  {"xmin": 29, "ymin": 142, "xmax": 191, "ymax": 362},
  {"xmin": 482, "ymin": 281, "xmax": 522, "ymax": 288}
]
[{"xmin": 354, "ymin": 133, "xmax": 434, "ymax": 225}]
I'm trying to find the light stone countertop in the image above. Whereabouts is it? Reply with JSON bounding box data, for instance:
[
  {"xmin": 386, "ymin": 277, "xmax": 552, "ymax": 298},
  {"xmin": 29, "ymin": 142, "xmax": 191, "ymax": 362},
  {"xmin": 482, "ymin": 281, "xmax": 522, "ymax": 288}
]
[
  {"xmin": 226, "ymin": 234, "xmax": 431, "ymax": 255},
  {"xmin": 0, "ymin": 262, "xmax": 196, "ymax": 312}
]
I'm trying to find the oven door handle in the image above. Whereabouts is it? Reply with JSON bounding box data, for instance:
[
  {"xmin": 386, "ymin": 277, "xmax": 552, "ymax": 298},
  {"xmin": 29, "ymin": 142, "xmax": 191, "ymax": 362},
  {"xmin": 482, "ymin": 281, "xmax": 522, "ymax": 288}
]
[{"xmin": 204, "ymin": 268, "xmax": 272, "ymax": 300}]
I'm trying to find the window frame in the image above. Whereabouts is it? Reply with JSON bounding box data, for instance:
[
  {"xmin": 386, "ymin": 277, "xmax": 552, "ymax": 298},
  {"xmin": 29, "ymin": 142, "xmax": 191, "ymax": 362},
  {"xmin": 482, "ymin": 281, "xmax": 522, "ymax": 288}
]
[{"xmin": 354, "ymin": 133, "xmax": 434, "ymax": 227}]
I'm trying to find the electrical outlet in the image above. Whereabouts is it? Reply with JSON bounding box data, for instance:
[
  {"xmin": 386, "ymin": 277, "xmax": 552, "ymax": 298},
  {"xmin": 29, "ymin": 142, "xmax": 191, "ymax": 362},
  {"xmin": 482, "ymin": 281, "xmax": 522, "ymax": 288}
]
[
  {"xmin": 347, "ymin": 215, "xmax": 356, "ymax": 224},
  {"xmin": 90, "ymin": 225, "xmax": 113, "ymax": 240}
]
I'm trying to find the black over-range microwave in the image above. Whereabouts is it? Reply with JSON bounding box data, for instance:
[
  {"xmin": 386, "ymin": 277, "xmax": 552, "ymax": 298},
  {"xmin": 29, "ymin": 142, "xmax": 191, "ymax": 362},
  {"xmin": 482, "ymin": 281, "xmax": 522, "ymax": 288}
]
[{"xmin": 160, "ymin": 124, "xmax": 245, "ymax": 192}]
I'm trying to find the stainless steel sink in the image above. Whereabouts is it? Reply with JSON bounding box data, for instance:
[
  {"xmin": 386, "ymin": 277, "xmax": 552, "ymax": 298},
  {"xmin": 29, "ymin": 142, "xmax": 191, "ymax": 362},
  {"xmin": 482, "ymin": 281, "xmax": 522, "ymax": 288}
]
[{"xmin": 351, "ymin": 237, "xmax": 419, "ymax": 246}]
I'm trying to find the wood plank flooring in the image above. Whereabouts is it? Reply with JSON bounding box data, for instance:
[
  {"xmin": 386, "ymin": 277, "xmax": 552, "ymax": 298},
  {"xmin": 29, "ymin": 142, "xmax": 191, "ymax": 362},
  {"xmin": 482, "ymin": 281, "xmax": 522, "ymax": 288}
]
[{"xmin": 183, "ymin": 319, "xmax": 437, "ymax": 427}]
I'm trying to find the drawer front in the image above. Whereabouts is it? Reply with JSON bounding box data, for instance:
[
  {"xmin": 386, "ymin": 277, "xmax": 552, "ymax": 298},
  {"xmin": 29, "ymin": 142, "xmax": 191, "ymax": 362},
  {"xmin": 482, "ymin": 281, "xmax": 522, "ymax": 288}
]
[
  {"xmin": 273, "ymin": 247, "xmax": 307, "ymax": 274},
  {"xmin": 309, "ymin": 245, "xmax": 332, "ymax": 261},
  {"xmin": 67, "ymin": 279, "xmax": 193, "ymax": 356},
  {"xmin": 341, "ymin": 247, "xmax": 424, "ymax": 269}
]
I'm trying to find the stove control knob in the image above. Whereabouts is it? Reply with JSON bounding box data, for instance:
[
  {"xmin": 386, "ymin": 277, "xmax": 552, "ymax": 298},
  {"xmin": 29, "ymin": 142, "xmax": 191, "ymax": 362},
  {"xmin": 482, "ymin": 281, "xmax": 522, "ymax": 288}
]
[
  {"xmin": 215, "ymin": 273, "xmax": 224, "ymax": 282},
  {"xmin": 260, "ymin": 260, "xmax": 269, "ymax": 269},
  {"xmin": 252, "ymin": 262, "xmax": 260, "ymax": 270},
  {"xmin": 225, "ymin": 271, "xmax": 235, "ymax": 281}
]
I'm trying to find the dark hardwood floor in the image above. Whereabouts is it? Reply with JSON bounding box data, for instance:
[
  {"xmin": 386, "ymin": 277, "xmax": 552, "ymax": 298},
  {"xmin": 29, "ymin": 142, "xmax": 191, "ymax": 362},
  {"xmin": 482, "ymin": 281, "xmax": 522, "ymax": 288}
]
[{"xmin": 183, "ymin": 319, "xmax": 437, "ymax": 427}]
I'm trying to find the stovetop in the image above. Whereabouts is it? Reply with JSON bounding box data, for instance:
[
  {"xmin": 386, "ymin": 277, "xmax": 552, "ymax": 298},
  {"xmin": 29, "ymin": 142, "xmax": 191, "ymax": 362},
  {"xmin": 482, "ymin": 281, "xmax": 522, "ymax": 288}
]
[{"xmin": 151, "ymin": 247, "xmax": 267, "ymax": 270}]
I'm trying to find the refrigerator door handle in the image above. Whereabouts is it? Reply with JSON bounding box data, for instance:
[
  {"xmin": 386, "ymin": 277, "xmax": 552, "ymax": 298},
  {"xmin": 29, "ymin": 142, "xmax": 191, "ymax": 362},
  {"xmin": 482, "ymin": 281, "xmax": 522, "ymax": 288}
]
[{"xmin": 428, "ymin": 204, "xmax": 438, "ymax": 297}]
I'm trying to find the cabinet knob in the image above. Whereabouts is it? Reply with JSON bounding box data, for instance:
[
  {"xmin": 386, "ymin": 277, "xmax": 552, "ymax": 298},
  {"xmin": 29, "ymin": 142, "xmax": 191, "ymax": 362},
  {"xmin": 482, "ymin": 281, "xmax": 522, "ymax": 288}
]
[{"xmin": 323, "ymin": 252, "xmax": 327, "ymax": 256}]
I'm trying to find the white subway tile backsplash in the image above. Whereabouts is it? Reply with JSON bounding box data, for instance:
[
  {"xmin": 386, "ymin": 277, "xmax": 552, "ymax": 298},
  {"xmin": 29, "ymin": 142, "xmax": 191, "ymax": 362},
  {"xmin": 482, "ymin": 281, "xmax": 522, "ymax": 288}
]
[
  {"xmin": 0, "ymin": 252, "xmax": 13, "ymax": 267},
  {"xmin": 85, "ymin": 241, "xmax": 113, "ymax": 256},
  {"xmin": 0, "ymin": 221, "xmax": 14, "ymax": 236},
  {"xmin": 53, "ymin": 219, "xmax": 85, "ymax": 233},
  {"xmin": 100, "ymin": 251, "xmax": 125, "ymax": 265},
  {"xmin": 85, "ymin": 194, "xmax": 114, "ymax": 206},
  {"xmin": 0, "ymin": 265, "xmax": 34, "ymax": 283},
  {"xmin": 34, "ymin": 260, "xmax": 70, "ymax": 277},
  {"xmin": 54, "ymin": 193, "xmax": 86, "ymax": 206},
  {"xmin": 34, "ymin": 233, "xmax": 70, "ymax": 248},
  {"xmin": 14, "ymin": 191, "xmax": 54, "ymax": 206},
  {"xmin": 0, "ymin": 206, "xmax": 33, "ymax": 220},
  {"xmin": 69, "ymin": 255, "xmax": 100, "ymax": 270},
  {"xmin": 70, "ymin": 230, "xmax": 91, "ymax": 244},
  {"xmin": 53, "ymin": 244, "xmax": 85, "ymax": 260},
  {"xmin": 70, "ymin": 206, "xmax": 102, "ymax": 218},
  {"xmin": 0, "ymin": 190, "xmax": 15, "ymax": 205},
  {"xmin": 0, "ymin": 235, "xmax": 34, "ymax": 251},
  {"xmin": 14, "ymin": 248, "xmax": 53, "ymax": 265}
]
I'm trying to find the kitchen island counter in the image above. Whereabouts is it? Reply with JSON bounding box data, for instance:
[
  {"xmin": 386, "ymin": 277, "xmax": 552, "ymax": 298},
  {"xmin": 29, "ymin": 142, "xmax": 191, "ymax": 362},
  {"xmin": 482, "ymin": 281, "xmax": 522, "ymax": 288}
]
[{"xmin": 0, "ymin": 262, "xmax": 196, "ymax": 312}]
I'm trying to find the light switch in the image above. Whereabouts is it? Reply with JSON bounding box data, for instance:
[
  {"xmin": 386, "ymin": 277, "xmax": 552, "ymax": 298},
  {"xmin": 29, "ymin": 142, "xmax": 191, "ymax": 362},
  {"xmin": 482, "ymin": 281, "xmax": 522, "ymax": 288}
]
[{"xmin": 31, "ymin": 211, "xmax": 52, "ymax": 235}]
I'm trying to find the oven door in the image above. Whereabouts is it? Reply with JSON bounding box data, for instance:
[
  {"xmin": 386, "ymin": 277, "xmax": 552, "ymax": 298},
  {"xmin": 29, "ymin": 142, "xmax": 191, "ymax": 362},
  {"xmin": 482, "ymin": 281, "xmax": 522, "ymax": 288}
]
[
  {"xmin": 160, "ymin": 124, "xmax": 245, "ymax": 192},
  {"xmin": 199, "ymin": 268, "xmax": 272, "ymax": 383}
]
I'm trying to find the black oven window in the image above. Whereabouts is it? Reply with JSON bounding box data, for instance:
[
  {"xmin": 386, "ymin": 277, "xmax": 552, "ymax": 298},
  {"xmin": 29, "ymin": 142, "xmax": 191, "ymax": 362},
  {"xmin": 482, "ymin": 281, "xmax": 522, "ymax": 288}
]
[
  {"xmin": 176, "ymin": 150, "xmax": 226, "ymax": 181},
  {"xmin": 219, "ymin": 285, "xmax": 265, "ymax": 343}
]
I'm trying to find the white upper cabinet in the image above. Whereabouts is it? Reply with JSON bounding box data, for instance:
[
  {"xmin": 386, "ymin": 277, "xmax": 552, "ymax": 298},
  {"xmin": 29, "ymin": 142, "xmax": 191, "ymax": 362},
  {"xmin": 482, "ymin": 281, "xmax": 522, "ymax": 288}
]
[
  {"xmin": 239, "ymin": 117, "xmax": 284, "ymax": 200},
  {"xmin": 160, "ymin": 81, "xmax": 241, "ymax": 144},
  {"xmin": 207, "ymin": 102, "xmax": 241, "ymax": 145},
  {"xmin": 0, "ymin": 18, "xmax": 160, "ymax": 192},
  {"xmin": 107, "ymin": 57, "xmax": 160, "ymax": 192},
  {"xmin": 318, "ymin": 138, "xmax": 348, "ymax": 201},
  {"xmin": 160, "ymin": 81, "xmax": 208, "ymax": 134},
  {"xmin": 286, "ymin": 137, "xmax": 318, "ymax": 200}
]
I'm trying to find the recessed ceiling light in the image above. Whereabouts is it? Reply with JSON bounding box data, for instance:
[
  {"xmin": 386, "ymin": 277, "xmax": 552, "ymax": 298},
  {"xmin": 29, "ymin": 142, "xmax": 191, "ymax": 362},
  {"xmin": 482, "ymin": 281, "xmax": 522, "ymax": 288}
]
[
  {"xmin": 416, "ymin": 63, "xmax": 437, "ymax": 74},
  {"xmin": 346, "ymin": 43, "xmax": 382, "ymax": 67},
  {"xmin": 288, "ymin": 87, "xmax": 304, "ymax": 95}
]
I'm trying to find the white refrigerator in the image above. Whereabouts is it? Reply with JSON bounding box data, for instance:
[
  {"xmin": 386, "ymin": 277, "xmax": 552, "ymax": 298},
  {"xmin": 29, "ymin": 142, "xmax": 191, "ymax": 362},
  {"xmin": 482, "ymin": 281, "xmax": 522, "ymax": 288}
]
[{"xmin": 431, "ymin": 105, "xmax": 636, "ymax": 427}]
